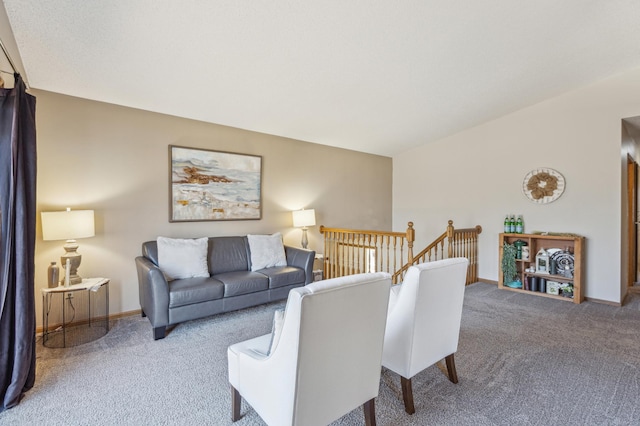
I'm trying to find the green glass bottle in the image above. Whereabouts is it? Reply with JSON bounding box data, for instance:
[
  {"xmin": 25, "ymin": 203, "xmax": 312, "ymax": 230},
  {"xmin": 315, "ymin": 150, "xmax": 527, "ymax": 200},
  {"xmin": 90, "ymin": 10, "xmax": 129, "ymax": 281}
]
[{"xmin": 516, "ymin": 215, "xmax": 523, "ymax": 234}]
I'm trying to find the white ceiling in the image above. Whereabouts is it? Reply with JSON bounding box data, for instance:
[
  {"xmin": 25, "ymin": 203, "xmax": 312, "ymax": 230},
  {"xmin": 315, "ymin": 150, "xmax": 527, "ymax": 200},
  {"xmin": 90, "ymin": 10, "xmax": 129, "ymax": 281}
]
[{"xmin": 4, "ymin": 1, "xmax": 640, "ymax": 157}]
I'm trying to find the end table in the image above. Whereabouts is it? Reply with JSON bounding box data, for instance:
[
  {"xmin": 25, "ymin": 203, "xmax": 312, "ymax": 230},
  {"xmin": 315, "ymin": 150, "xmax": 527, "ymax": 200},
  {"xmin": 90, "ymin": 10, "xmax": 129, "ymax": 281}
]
[{"xmin": 42, "ymin": 278, "xmax": 110, "ymax": 348}]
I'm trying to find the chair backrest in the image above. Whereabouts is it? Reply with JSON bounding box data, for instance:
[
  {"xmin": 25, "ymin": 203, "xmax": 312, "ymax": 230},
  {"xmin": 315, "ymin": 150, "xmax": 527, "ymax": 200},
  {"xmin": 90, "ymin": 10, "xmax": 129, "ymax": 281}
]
[
  {"xmin": 382, "ymin": 257, "xmax": 469, "ymax": 379},
  {"xmin": 271, "ymin": 272, "xmax": 391, "ymax": 426}
]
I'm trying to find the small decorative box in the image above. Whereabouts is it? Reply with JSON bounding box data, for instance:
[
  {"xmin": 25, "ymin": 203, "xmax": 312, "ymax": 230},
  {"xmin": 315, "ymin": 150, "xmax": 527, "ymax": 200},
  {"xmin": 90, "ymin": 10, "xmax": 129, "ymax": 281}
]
[{"xmin": 546, "ymin": 281, "xmax": 561, "ymax": 295}]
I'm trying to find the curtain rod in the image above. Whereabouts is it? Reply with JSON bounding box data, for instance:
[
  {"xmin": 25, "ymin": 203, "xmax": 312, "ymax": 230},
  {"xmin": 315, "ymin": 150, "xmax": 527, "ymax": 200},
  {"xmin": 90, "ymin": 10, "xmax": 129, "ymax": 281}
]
[
  {"xmin": 0, "ymin": 36, "xmax": 30, "ymax": 90},
  {"xmin": 0, "ymin": 37, "xmax": 18, "ymax": 73}
]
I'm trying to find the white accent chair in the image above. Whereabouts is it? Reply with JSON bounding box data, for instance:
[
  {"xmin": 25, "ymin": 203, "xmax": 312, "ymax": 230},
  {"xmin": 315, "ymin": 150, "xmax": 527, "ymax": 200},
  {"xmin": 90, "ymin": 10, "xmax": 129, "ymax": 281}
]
[
  {"xmin": 228, "ymin": 272, "xmax": 392, "ymax": 426},
  {"xmin": 381, "ymin": 257, "xmax": 469, "ymax": 414}
]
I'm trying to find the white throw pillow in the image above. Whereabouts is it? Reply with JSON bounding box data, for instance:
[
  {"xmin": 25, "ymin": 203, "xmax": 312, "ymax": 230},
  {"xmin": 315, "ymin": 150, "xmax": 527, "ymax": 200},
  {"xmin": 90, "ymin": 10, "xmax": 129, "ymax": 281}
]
[
  {"xmin": 247, "ymin": 233, "xmax": 287, "ymax": 271},
  {"xmin": 157, "ymin": 237, "xmax": 209, "ymax": 280},
  {"xmin": 268, "ymin": 308, "xmax": 285, "ymax": 355}
]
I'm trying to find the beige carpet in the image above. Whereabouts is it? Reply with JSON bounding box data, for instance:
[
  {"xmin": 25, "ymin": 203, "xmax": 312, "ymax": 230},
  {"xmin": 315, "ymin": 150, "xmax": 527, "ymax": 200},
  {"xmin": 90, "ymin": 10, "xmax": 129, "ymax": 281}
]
[{"xmin": 1, "ymin": 282, "xmax": 639, "ymax": 425}]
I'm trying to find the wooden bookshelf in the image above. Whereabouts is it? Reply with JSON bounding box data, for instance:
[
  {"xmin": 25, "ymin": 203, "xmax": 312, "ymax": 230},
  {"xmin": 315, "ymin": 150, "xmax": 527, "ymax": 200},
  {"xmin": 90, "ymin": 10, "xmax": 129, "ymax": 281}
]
[{"xmin": 498, "ymin": 233, "xmax": 584, "ymax": 304}]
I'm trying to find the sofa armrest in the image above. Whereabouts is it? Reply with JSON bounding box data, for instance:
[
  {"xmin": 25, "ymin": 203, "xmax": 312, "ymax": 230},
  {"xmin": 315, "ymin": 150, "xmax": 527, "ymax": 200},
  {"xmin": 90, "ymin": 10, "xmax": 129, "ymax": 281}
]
[
  {"xmin": 284, "ymin": 246, "xmax": 316, "ymax": 284},
  {"xmin": 135, "ymin": 256, "xmax": 170, "ymax": 328}
]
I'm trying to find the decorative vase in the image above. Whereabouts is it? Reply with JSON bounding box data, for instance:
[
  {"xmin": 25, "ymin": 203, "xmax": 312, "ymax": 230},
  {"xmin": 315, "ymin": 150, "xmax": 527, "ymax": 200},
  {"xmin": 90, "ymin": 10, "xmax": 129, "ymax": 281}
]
[
  {"xmin": 530, "ymin": 276, "xmax": 539, "ymax": 292},
  {"xmin": 47, "ymin": 261, "xmax": 59, "ymax": 288}
]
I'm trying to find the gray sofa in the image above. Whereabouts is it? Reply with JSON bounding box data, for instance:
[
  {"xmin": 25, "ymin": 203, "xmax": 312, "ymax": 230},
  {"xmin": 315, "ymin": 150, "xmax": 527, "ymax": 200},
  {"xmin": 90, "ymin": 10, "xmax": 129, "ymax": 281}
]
[{"xmin": 135, "ymin": 236, "xmax": 315, "ymax": 340}]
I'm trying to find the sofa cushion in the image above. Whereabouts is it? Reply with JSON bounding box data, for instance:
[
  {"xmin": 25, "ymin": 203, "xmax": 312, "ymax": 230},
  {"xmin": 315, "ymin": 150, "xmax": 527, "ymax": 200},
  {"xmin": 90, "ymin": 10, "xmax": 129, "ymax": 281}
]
[
  {"xmin": 258, "ymin": 266, "xmax": 306, "ymax": 289},
  {"xmin": 209, "ymin": 237, "xmax": 250, "ymax": 275},
  {"xmin": 247, "ymin": 233, "xmax": 287, "ymax": 271},
  {"xmin": 168, "ymin": 277, "xmax": 224, "ymax": 308},
  {"xmin": 214, "ymin": 271, "xmax": 269, "ymax": 297},
  {"xmin": 157, "ymin": 237, "xmax": 209, "ymax": 280}
]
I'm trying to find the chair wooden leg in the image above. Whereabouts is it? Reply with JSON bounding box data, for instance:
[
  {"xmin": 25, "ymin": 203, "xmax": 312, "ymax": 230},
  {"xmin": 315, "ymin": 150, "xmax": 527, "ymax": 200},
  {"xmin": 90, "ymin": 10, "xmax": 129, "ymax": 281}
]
[
  {"xmin": 445, "ymin": 353, "xmax": 459, "ymax": 384},
  {"xmin": 231, "ymin": 385, "xmax": 241, "ymax": 422},
  {"xmin": 363, "ymin": 398, "xmax": 376, "ymax": 426},
  {"xmin": 400, "ymin": 376, "xmax": 415, "ymax": 415}
]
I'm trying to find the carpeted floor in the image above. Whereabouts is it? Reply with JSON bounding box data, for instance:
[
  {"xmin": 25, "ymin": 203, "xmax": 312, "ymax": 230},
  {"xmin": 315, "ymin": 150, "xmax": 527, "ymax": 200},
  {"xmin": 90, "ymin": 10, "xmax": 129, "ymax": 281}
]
[{"xmin": 1, "ymin": 282, "xmax": 639, "ymax": 425}]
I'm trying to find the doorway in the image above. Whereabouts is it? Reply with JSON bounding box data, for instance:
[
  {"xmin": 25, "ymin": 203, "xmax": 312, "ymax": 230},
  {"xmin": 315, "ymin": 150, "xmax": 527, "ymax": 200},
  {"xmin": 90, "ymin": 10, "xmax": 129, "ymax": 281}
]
[
  {"xmin": 623, "ymin": 115, "xmax": 640, "ymax": 296},
  {"xmin": 626, "ymin": 155, "xmax": 639, "ymax": 293}
]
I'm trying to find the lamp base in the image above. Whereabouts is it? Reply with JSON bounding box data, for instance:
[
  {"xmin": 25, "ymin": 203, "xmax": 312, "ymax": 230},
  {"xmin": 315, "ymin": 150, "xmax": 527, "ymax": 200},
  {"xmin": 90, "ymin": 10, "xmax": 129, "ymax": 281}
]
[
  {"xmin": 301, "ymin": 228, "xmax": 309, "ymax": 249},
  {"xmin": 60, "ymin": 273, "xmax": 82, "ymax": 285},
  {"xmin": 60, "ymin": 240, "xmax": 83, "ymax": 285}
]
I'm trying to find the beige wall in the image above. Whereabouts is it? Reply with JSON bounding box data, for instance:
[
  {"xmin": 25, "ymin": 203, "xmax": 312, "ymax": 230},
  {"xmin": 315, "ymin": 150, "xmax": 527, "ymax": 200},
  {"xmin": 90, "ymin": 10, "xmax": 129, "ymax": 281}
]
[
  {"xmin": 34, "ymin": 90, "xmax": 392, "ymax": 325},
  {"xmin": 393, "ymin": 67, "xmax": 640, "ymax": 304}
]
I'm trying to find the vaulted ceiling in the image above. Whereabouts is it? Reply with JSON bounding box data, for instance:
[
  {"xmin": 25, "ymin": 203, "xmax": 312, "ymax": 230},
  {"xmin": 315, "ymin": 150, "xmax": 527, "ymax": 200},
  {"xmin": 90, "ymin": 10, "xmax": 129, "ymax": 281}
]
[{"xmin": 3, "ymin": 1, "xmax": 640, "ymax": 156}]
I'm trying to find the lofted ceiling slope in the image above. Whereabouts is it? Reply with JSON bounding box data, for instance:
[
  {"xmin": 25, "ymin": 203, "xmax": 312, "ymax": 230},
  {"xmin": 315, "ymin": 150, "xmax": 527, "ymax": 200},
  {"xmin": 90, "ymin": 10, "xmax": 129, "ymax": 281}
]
[{"xmin": 3, "ymin": 1, "xmax": 640, "ymax": 157}]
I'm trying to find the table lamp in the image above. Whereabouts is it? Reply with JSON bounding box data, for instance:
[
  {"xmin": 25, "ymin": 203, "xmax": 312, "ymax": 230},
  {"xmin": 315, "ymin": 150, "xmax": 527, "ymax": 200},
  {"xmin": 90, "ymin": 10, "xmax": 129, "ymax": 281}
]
[
  {"xmin": 292, "ymin": 208, "xmax": 315, "ymax": 249},
  {"xmin": 41, "ymin": 208, "xmax": 95, "ymax": 285}
]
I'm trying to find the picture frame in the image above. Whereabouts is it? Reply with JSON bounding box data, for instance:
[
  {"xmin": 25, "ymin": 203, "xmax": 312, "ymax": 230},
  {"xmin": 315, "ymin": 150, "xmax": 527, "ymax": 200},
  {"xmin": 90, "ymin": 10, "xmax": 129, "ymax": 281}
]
[{"xmin": 169, "ymin": 145, "xmax": 262, "ymax": 222}]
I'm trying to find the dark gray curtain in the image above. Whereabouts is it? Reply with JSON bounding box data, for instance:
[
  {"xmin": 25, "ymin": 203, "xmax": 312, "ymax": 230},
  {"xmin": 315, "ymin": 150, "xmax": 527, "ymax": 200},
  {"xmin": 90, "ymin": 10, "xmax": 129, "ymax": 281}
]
[{"xmin": 0, "ymin": 74, "xmax": 37, "ymax": 411}]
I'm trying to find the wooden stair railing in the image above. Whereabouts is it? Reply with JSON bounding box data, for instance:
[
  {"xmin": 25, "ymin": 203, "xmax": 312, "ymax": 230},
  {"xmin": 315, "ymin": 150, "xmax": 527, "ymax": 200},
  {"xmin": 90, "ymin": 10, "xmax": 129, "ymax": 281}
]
[
  {"xmin": 392, "ymin": 220, "xmax": 482, "ymax": 285},
  {"xmin": 319, "ymin": 223, "xmax": 415, "ymax": 284},
  {"xmin": 320, "ymin": 220, "xmax": 481, "ymax": 285}
]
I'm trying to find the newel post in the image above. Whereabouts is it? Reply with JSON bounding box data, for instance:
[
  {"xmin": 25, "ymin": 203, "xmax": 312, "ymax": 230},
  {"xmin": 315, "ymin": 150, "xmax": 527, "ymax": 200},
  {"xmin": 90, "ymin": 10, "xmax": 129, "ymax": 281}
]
[
  {"xmin": 447, "ymin": 220, "xmax": 454, "ymax": 258},
  {"xmin": 406, "ymin": 222, "xmax": 415, "ymax": 264}
]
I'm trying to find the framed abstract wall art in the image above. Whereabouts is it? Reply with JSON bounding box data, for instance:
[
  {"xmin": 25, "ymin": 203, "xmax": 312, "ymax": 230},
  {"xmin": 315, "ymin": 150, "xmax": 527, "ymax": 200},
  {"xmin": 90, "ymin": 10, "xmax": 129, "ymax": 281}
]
[{"xmin": 169, "ymin": 145, "xmax": 262, "ymax": 222}]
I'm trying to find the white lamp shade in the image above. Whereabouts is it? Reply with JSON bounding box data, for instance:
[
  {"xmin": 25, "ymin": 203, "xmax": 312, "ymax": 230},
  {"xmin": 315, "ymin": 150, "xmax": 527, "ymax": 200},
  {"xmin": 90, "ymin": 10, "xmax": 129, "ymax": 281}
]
[
  {"xmin": 292, "ymin": 209, "xmax": 316, "ymax": 227},
  {"xmin": 41, "ymin": 209, "xmax": 95, "ymax": 241}
]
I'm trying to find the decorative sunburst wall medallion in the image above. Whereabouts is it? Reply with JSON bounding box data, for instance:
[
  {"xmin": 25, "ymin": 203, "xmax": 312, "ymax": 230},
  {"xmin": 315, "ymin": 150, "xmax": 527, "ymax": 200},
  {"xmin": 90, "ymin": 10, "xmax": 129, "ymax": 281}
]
[{"xmin": 522, "ymin": 168, "xmax": 565, "ymax": 204}]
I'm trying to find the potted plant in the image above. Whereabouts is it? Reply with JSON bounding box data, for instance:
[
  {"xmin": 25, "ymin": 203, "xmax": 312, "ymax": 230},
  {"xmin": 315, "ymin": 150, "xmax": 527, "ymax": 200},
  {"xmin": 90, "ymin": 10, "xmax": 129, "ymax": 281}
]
[
  {"xmin": 501, "ymin": 243, "xmax": 520, "ymax": 288},
  {"xmin": 561, "ymin": 284, "xmax": 574, "ymax": 298}
]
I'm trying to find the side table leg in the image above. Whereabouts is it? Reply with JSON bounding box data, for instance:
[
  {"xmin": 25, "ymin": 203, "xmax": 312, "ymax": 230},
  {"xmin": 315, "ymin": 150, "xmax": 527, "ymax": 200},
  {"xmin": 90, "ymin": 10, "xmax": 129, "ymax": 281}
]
[
  {"xmin": 88, "ymin": 289, "xmax": 92, "ymax": 328},
  {"xmin": 106, "ymin": 282, "xmax": 110, "ymax": 332},
  {"xmin": 42, "ymin": 293, "xmax": 46, "ymax": 346},
  {"xmin": 62, "ymin": 291, "xmax": 66, "ymax": 348}
]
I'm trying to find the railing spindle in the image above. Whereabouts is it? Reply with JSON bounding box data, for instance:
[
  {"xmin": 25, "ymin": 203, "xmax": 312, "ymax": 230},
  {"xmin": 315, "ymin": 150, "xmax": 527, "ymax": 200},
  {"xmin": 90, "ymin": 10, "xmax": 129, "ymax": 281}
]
[{"xmin": 319, "ymin": 221, "xmax": 481, "ymax": 285}]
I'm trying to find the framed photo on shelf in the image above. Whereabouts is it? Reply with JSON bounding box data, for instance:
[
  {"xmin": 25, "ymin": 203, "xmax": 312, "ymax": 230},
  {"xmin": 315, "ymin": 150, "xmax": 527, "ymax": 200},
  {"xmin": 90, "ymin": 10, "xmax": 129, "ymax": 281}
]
[{"xmin": 169, "ymin": 145, "xmax": 262, "ymax": 222}]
